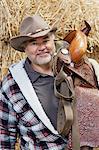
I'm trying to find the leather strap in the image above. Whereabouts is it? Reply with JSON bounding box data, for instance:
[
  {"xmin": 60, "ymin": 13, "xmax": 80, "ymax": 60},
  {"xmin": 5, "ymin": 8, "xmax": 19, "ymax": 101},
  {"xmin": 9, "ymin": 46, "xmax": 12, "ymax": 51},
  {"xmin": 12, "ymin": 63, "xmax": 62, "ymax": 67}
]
[
  {"xmin": 57, "ymin": 82, "xmax": 73, "ymax": 136},
  {"xmin": 72, "ymin": 93, "xmax": 80, "ymax": 150},
  {"xmin": 54, "ymin": 67, "xmax": 75, "ymax": 100},
  {"xmin": 54, "ymin": 67, "xmax": 80, "ymax": 150}
]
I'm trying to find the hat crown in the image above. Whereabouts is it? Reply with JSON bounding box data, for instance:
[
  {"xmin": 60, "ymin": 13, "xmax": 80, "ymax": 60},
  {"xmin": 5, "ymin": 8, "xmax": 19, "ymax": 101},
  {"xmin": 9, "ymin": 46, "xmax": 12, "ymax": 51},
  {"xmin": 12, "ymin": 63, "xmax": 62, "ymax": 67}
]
[
  {"xmin": 20, "ymin": 14, "xmax": 50, "ymax": 35},
  {"xmin": 10, "ymin": 14, "xmax": 57, "ymax": 52}
]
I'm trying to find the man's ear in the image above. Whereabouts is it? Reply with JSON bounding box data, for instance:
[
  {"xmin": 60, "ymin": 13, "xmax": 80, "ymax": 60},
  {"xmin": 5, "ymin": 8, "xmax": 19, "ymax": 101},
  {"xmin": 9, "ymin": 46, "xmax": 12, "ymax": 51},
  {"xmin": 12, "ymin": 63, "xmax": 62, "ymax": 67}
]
[{"xmin": 21, "ymin": 42, "xmax": 28, "ymax": 51}]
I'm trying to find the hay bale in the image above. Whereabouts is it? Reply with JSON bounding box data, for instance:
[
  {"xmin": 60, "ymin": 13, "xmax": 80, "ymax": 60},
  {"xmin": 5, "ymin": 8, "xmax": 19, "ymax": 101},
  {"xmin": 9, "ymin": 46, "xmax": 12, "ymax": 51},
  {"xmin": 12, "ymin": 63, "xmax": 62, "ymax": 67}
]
[
  {"xmin": 0, "ymin": 1, "xmax": 99, "ymax": 149},
  {"xmin": 0, "ymin": 0, "xmax": 99, "ymax": 79}
]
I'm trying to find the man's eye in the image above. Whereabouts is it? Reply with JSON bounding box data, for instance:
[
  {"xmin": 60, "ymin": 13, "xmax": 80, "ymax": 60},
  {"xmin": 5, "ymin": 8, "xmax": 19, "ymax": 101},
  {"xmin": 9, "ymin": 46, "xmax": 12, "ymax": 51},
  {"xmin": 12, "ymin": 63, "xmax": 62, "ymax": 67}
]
[
  {"xmin": 43, "ymin": 39, "xmax": 50, "ymax": 43},
  {"xmin": 30, "ymin": 38, "xmax": 50, "ymax": 45},
  {"xmin": 31, "ymin": 41, "xmax": 37, "ymax": 45}
]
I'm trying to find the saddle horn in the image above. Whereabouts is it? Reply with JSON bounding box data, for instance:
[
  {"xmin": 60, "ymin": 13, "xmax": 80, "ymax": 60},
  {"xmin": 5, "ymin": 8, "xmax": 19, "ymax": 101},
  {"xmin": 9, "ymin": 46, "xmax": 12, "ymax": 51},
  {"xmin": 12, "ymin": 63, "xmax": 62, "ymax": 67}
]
[{"xmin": 63, "ymin": 21, "xmax": 91, "ymax": 63}]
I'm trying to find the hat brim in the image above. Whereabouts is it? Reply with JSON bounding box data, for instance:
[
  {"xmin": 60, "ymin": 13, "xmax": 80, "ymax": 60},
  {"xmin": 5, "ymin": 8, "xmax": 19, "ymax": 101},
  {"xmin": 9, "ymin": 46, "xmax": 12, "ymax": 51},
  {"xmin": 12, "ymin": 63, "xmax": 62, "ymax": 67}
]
[{"xmin": 10, "ymin": 27, "xmax": 57, "ymax": 52}]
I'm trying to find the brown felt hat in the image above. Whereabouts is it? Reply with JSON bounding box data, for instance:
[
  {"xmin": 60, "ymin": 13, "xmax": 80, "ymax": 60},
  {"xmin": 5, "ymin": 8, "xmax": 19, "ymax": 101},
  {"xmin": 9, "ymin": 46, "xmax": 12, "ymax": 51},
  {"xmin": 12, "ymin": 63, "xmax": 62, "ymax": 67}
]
[{"xmin": 10, "ymin": 14, "xmax": 57, "ymax": 52}]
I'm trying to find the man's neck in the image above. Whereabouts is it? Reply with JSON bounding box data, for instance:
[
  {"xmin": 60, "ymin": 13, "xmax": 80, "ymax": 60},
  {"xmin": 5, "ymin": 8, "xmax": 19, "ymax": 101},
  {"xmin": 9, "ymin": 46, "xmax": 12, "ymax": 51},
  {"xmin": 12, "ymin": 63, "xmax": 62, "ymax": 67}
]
[{"xmin": 31, "ymin": 63, "xmax": 53, "ymax": 76}]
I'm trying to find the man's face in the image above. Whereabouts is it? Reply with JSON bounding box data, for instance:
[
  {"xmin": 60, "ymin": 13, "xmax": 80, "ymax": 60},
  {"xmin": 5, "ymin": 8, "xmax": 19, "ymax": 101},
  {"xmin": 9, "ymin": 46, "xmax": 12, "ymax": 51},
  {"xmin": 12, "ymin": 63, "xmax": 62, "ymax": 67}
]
[{"xmin": 25, "ymin": 34, "xmax": 56, "ymax": 66}]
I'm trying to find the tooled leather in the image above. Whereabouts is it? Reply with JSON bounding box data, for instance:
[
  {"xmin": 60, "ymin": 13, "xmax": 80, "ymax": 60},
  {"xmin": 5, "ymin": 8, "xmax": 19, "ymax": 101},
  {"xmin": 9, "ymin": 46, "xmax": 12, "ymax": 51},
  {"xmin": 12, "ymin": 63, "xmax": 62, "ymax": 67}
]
[{"xmin": 73, "ymin": 59, "xmax": 99, "ymax": 147}]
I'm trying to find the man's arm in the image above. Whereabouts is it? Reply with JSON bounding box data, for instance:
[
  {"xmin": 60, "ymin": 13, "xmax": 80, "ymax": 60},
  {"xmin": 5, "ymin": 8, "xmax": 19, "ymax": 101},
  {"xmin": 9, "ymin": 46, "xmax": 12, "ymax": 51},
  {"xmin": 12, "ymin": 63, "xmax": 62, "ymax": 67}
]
[{"xmin": 0, "ymin": 90, "xmax": 18, "ymax": 150}]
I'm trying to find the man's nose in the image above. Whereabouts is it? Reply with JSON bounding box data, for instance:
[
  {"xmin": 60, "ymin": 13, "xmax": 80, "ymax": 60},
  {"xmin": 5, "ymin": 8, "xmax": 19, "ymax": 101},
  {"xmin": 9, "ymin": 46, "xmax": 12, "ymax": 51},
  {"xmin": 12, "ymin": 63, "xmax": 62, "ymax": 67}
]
[{"xmin": 38, "ymin": 44, "xmax": 47, "ymax": 51}]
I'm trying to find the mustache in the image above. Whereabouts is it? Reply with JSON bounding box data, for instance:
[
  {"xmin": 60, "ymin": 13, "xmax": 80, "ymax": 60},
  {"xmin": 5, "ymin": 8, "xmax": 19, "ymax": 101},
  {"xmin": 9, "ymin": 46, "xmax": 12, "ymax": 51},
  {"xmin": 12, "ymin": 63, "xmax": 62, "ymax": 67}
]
[{"xmin": 37, "ymin": 47, "xmax": 50, "ymax": 53}]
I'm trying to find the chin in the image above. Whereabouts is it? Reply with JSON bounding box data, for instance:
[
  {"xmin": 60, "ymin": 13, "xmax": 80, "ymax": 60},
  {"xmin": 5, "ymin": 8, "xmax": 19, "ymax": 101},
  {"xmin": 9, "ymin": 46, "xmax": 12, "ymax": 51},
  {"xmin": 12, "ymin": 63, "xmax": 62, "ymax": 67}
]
[{"xmin": 37, "ymin": 56, "xmax": 52, "ymax": 65}]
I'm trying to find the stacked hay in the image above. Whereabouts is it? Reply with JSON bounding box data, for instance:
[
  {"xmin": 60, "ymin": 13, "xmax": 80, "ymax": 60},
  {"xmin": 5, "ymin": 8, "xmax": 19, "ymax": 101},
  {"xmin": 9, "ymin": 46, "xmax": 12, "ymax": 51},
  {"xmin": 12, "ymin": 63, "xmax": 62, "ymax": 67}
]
[
  {"xmin": 0, "ymin": 0, "xmax": 99, "ymax": 80},
  {"xmin": 0, "ymin": 1, "xmax": 99, "ymax": 149}
]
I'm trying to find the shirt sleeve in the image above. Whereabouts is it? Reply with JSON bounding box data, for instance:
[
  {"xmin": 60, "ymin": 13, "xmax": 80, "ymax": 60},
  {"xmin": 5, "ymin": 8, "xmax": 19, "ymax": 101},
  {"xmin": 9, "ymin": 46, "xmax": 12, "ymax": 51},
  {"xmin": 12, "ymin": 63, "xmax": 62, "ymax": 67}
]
[{"xmin": 0, "ymin": 90, "xmax": 18, "ymax": 149}]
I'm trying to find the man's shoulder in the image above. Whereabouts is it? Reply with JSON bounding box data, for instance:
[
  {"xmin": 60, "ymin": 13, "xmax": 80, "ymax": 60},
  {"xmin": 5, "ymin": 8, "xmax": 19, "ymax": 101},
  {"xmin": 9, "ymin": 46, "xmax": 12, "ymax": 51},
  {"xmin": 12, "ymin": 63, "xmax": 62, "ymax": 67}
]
[
  {"xmin": 2, "ymin": 59, "xmax": 26, "ymax": 83},
  {"xmin": 1, "ymin": 71, "xmax": 14, "ymax": 90},
  {"xmin": 1, "ymin": 61, "xmax": 23, "ymax": 91},
  {"xmin": 1, "ymin": 59, "xmax": 26, "ymax": 92}
]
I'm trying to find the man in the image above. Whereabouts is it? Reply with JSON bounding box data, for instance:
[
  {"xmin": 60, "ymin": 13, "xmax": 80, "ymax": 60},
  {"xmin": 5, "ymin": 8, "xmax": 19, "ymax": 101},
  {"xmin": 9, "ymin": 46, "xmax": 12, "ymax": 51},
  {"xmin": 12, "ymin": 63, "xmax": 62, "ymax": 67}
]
[{"xmin": 0, "ymin": 14, "xmax": 68, "ymax": 149}]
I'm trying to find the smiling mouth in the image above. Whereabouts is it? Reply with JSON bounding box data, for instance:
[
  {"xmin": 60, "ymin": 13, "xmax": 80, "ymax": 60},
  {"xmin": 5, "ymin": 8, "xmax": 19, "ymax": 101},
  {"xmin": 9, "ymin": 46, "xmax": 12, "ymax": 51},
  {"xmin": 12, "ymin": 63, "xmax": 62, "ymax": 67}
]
[{"xmin": 37, "ymin": 52, "xmax": 49, "ymax": 56}]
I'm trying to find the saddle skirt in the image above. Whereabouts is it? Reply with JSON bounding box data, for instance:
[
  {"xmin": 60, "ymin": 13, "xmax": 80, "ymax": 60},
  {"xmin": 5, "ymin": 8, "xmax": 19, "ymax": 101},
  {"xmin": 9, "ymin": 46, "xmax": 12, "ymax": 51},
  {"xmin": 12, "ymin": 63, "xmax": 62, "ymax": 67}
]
[
  {"xmin": 74, "ymin": 58, "xmax": 99, "ymax": 147},
  {"xmin": 75, "ymin": 86, "xmax": 99, "ymax": 147}
]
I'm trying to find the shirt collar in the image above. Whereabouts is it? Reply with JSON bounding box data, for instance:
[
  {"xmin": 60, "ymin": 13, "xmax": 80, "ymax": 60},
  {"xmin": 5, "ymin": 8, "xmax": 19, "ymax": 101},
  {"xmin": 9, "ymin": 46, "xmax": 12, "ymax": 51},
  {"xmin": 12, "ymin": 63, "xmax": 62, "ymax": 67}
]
[
  {"xmin": 24, "ymin": 58, "xmax": 49, "ymax": 83},
  {"xmin": 24, "ymin": 58, "xmax": 42, "ymax": 83}
]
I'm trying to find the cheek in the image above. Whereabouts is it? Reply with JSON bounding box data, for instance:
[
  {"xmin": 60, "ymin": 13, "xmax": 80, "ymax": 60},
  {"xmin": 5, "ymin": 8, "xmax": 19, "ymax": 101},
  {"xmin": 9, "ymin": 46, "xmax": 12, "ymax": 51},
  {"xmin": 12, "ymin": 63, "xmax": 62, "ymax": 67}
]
[
  {"xmin": 25, "ymin": 50, "xmax": 35, "ymax": 62},
  {"xmin": 25, "ymin": 46, "xmax": 36, "ymax": 55}
]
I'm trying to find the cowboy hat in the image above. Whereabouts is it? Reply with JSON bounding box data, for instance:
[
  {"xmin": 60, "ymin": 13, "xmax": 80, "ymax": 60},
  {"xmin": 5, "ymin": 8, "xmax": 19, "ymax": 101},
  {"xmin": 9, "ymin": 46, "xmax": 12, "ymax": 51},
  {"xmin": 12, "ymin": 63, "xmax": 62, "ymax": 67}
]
[{"xmin": 10, "ymin": 14, "xmax": 57, "ymax": 52}]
